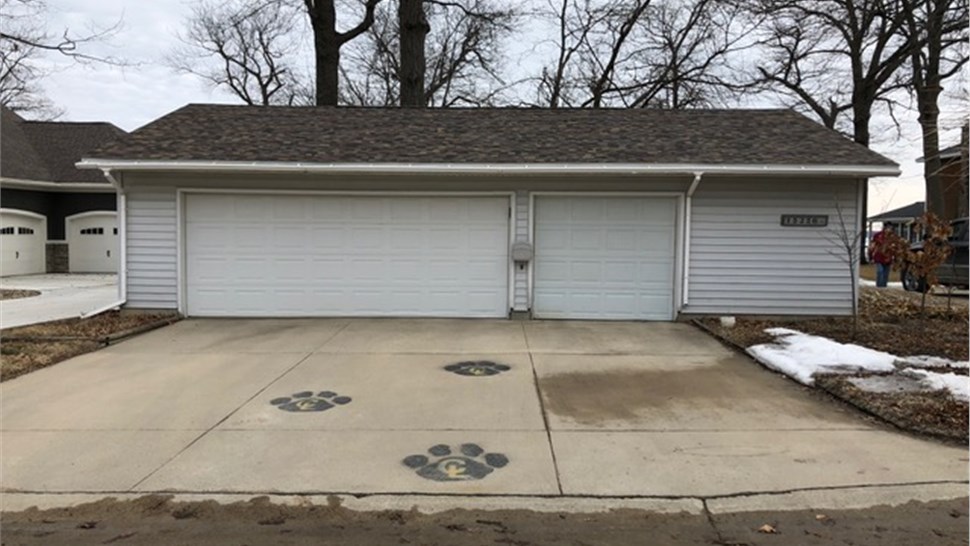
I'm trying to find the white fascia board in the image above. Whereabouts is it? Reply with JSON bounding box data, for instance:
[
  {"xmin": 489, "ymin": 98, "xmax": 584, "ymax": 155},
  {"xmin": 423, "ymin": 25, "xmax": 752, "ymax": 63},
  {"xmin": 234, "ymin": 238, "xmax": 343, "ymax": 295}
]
[
  {"xmin": 1, "ymin": 177, "xmax": 114, "ymax": 192},
  {"xmin": 76, "ymin": 159, "xmax": 901, "ymax": 177}
]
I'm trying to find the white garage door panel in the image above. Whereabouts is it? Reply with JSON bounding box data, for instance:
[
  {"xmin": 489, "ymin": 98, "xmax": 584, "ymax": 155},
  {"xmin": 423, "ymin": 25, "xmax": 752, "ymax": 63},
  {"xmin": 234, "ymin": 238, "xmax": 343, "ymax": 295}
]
[
  {"xmin": 185, "ymin": 194, "xmax": 510, "ymax": 317},
  {"xmin": 534, "ymin": 196, "xmax": 677, "ymax": 320},
  {"xmin": 67, "ymin": 213, "xmax": 119, "ymax": 273},
  {"xmin": 0, "ymin": 211, "xmax": 45, "ymax": 277}
]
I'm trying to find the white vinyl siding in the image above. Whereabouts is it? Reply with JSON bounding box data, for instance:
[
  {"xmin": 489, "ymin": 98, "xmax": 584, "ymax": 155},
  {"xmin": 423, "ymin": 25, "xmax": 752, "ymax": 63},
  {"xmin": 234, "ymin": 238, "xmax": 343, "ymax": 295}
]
[
  {"xmin": 125, "ymin": 188, "xmax": 178, "ymax": 308},
  {"xmin": 686, "ymin": 178, "xmax": 859, "ymax": 315}
]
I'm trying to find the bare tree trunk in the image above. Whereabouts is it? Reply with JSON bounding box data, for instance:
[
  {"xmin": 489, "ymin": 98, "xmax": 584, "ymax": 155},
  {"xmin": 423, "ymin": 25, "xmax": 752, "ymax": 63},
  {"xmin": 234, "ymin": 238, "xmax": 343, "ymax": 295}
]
[
  {"xmin": 304, "ymin": 0, "xmax": 382, "ymax": 106},
  {"xmin": 399, "ymin": 0, "xmax": 429, "ymax": 107},
  {"xmin": 919, "ymin": 84, "xmax": 945, "ymax": 216}
]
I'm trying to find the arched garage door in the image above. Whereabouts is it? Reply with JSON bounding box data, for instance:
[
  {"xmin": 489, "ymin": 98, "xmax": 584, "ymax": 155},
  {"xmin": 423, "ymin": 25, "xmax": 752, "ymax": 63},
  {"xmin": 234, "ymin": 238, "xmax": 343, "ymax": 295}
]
[
  {"xmin": 67, "ymin": 211, "xmax": 119, "ymax": 273},
  {"xmin": 184, "ymin": 193, "xmax": 511, "ymax": 317},
  {"xmin": 0, "ymin": 209, "xmax": 46, "ymax": 277}
]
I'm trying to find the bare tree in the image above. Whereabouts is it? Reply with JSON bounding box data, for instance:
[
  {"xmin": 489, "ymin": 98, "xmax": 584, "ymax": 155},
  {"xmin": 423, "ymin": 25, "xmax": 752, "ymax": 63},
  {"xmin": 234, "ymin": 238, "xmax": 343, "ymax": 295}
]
[
  {"xmin": 745, "ymin": 0, "xmax": 915, "ymax": 146},
  {"xmin": 302, "ymin": 0, "xmax": 383, "ymax": 106},
  {"xmin": 0, "ymin": 0, "xmax": 123, "ymax": 118},
  {"xmin": 825, "ymin": 199, "xmax": 866, "ymax": 336},
  {"xmin": 170, "ymin": 0, "xmax": 309, "ymax": 106},
  {"xmin": 531, "ymin": 0, "xmax": 752, "ymax": 109},
  {"xmin": 399, "ymin": 0, "xmax": 430, "ymax": 106},
  {"xmin": 341, "ymin": 0, "xmax": 515, "ymax": 106},
  {"xmin": 895, "ymin": 0, "xmax": 969, "ymax": 217}
]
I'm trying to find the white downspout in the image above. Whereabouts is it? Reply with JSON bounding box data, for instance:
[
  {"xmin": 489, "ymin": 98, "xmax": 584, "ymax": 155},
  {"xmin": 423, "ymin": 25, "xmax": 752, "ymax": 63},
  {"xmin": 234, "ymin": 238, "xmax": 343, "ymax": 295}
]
[
  {"xmin": 682, "ymin": 172, "xmax": 703, "ymax": 310},
  {"xmin": 80, "ymin": 169, "xmax": 127, "ymax": 318}
]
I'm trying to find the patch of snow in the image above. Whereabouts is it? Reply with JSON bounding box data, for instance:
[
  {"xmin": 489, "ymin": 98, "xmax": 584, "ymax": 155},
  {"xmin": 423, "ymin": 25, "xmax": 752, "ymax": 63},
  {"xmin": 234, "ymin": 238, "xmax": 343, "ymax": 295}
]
[
  {"xmin": 858, "ymin": 279, "xmax": 904, "ymax": 289},
  {"xmin": 847, "ymin": 375, "xmax": 933, "ymax": 394},
  {"xmin": 746, "ymin": 329, "xmax": 897, "ymax": 386},
  {"xmin": 902, "ymin": 369, "xmax": 970, "ymax": 402},
  {"xmin": 895, "ymin": 355, "xmax": 970, "ymax": 369}
]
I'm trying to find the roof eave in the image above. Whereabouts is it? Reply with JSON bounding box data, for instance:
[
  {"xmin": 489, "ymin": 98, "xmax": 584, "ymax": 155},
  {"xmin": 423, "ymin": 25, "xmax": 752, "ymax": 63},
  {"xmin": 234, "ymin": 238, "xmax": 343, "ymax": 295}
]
[
  {"xmin": 0, "ymin": 176, "xmax": 114, "ymax": 192},
  {"xmin": 76, "ymin": 159, "xmax": 901, "ymax": 178}
]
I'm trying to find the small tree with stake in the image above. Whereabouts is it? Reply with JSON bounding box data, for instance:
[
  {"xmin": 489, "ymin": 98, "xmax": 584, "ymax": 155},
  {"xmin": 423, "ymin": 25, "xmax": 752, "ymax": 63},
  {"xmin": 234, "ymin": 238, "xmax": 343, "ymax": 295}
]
[{"xmin": 825, "ymin": 200, "xmax": 865, "ymax": 338}]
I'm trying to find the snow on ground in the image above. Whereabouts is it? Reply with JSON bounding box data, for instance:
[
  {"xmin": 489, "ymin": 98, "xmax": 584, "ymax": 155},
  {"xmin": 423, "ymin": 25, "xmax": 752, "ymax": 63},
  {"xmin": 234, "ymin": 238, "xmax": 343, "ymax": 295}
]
[
  {"xmin": 902, "ymin": 369, "xmax": 970, "ymax": 402},
  {"xmin": 747, "ymin": 328, "xmax": 970, "ymax": 402},
  {"xmin": 746, "ymin": 328, "xmax": 896, "ymax": 385},
  {"xmin": 895, "ymin": 355, "xmax": 970, "ymax": 369}
]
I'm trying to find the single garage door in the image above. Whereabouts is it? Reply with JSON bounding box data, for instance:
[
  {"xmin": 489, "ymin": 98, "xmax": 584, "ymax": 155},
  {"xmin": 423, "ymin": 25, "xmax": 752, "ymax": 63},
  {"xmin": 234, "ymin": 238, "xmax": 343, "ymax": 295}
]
[
  {"xmin": 533, "ymin": 196, "xmax": 677, "ymax": 320},
  {"xmin": 185, "ymin": 194, "xmax": 510, "ymax": 317},
  {"xmin": 0, "ymin": 210, "xmax": 46, "ymax": 277},
  {"xmin": 67, "ymin": 212, "xmax": 119, "ymax": 273}
]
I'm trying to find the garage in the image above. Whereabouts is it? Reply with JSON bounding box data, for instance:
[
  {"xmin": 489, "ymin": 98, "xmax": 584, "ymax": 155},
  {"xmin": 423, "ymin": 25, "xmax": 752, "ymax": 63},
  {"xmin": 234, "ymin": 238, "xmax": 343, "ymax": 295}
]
[
  {"xmin": 184, "ymin": 193, "xmax": 511, "ymax": 317},
  {"xmin": 532, "ymin": 195, "xmax": 678, "ymax": 320},
  {"xmin": 0, "ymin": 209, "xmax": 46, "ymax": 277},
  {"xmin": 67, "ymin": 212, "xmax": 119, "ymax": 273}
]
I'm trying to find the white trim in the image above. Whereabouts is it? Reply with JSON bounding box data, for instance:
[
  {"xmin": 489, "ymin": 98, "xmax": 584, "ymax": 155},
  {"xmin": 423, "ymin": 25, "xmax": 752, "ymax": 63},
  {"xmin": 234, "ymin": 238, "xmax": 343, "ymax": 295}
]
[
  {"xmin": 76, "ymin": 159, "xmax": 902, "ymax": 177},
  {"xmin": 176, "ymin": 189, "xmax": 185, "ymax": 314},
  {"xmin": 527, "ymin": 193, "xmax": 535, "ymax": 313},
  {"xmin": 0, "ymin": 208, "xmax": 47, "ymax": 222},
  {"xmin": 176, "ymin": 189, "xmax": 515, "ymax": 318},
  {"xmin": 529, "ymin": 191, "xmax": 684, "ymax": 321},
  {"xmin": 507, "ymin": 192, "xmax": 516, "ymax": 314},
  {"xmin": 682, "ymin": 174, "xmax": 703, "ymax": 309},
  {"xmin": 65, "ymin": 210, "xmax": 117, "ymax": 223},
  {"xmin": 118, "ymin": 191, "xmax": 127, "ymax": 302},
  {"xmin": 0, "ymin": 177, "xmax": 113, "ymax": 192}
]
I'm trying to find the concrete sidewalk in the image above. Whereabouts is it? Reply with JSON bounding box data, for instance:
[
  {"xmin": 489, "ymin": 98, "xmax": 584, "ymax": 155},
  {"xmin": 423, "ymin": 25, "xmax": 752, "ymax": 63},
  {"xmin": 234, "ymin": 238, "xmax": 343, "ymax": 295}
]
[
  {"xmin": 1, "ymin": 319, "xmax": 966, "ymax": 509},
  {"xmin": 0, "ymin": 274, "xmax": 118, "ymax": 328}
]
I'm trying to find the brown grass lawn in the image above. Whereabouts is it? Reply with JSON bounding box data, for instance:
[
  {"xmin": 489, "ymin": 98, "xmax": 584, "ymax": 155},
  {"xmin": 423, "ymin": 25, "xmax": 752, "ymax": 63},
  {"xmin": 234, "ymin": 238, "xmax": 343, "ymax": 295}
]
[{"xmin": 1, "ymin": 312, "xmax": 179, "ymax": 381}]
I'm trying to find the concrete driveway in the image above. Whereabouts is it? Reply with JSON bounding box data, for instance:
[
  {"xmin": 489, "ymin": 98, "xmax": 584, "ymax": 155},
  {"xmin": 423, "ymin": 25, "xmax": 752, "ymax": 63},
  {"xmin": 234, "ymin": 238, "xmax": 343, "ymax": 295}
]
[
  {"xmin": 2, "ymin": 319, "xmax": 967, "ymax": 509},
  {"xmin": 0, "ymin": 274, "xmax": 118, "ymax": 329}
]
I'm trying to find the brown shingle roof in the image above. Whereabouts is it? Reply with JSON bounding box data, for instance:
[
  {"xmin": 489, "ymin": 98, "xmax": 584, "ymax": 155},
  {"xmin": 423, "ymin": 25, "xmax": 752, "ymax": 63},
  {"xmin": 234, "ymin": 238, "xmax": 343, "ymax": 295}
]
[
  {"xmin": 88, "ymin": 104, "xmax": 896, "ymax": 167},
  {"xmin": 1, "ymin": 106, "xmax": 127, "ymax": 183}
]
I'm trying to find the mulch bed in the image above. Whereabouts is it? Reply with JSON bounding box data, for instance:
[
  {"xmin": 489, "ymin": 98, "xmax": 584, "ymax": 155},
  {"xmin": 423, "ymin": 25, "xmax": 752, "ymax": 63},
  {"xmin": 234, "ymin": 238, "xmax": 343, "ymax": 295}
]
[
  {"xmin": 1, "ymin": 311, "xmax": 179, "ymax": 382},
  {"xmin": 0, "ymin": 289, "xmax": 41, "ymax": 301},
  {"xmin": 695, "ymin": 287, "xmax": 969, "ymax": 442}
]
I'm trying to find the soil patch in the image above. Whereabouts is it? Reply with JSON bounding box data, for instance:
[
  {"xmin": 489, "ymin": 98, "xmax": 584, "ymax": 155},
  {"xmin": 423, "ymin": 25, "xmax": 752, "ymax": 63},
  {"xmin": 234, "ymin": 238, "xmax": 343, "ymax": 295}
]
[
  {"xmin": 816, "ymin": 374, "xmax": 969, "ymax": 442},
  {"xmin": 1, "ymin": 312, "xmax": 179, "ymax": 381},
  {"xmin": 1, "ymin": 495, "xmax": 966, "ymax": 546},
  {"xmin": 696, "ymin": 287, "xmax": 968, "ymax": 441},
  {"xmin": 0, "ymin": 289, "xmax": 41, "ymax": 300}
]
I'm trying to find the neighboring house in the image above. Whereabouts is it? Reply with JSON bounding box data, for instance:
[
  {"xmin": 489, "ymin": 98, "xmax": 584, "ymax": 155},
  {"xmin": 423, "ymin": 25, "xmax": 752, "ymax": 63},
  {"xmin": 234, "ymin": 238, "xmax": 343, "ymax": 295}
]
[
  {"xmin": 78, "ymin": 105, "xmax": 898, "ymax": 320},
  {"xmin": 0, "ymin": 106, "xmax": 128, "ymax": 276},
  {"xmin": 867, "ymin": 201, "xmax": 926, "ymax": 243}
]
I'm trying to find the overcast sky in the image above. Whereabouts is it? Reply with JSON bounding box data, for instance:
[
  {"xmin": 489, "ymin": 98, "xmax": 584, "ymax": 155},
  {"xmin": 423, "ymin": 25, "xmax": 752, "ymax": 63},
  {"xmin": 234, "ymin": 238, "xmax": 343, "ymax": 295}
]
[{"xmin": 29, "ymin": 0, "xmax": 968, "ymax": 217}]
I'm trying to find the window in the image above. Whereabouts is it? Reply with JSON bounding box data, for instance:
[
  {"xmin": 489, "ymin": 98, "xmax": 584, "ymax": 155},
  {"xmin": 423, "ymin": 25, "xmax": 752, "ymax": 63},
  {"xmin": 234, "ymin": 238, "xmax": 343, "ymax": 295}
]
[
  {"xmin": 0, "ymin": 227, "xmax": 13, "ymax": 235},
  {"xmin": 80, "ymin": 227, "xmax": 104, "ymax": 235},
  {"xmin": 18, "ymin": 227, "xmax": 33, "ymax": 235}
]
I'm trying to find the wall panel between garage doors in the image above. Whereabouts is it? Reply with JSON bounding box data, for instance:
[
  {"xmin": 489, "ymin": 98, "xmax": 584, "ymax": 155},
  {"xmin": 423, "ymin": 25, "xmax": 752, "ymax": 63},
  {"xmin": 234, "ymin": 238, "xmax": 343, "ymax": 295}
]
[{"xmin": 184, "ymin": 194, "xmax": 510, "ymax": 317}]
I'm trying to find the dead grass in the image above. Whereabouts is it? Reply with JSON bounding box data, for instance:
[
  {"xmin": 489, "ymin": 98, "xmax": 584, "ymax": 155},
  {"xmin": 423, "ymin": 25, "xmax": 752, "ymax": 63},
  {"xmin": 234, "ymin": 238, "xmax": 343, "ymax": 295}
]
[
  {"xmin": 1, "ymin": 311, "xmax": 178, "ymax": 381},
  {"xmin": 0, "ymin": 289, "xmax": 41, "ymax": 301},
  {"xmin": 697, "ymin": 287, "xmax": 969, "ymax": 441}
]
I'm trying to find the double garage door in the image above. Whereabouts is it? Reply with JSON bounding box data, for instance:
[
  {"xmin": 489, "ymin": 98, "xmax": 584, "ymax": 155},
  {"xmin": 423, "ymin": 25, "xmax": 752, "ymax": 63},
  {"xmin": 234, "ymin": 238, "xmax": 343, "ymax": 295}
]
[{"xmin": 183, "ymin": 194, "xmax": 676, "ymax": 319}]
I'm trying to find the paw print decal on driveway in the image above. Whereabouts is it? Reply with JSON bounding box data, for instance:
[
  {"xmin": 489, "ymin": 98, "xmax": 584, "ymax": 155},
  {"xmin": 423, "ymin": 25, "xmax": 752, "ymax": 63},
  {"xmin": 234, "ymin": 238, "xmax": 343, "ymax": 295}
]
[
  {"xmin": 270, "ymin": 391, "xmax": 351, "ymax": 412},
  {"xmin": 403, "ymin": 443, "xmax": 508, "ymax": 481},
  {"xmin": 444, "ymin": 361, "xmax": 511, "ymax": 377}
]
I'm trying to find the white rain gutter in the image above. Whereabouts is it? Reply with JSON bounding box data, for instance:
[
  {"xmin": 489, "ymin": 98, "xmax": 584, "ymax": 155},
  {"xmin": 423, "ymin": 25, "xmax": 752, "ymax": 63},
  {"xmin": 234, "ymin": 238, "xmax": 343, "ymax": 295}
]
[
  {"xmin": 75, "ymin": 159, "xmax": 901, "ymax": 177},
  {"xmin": 80, "ymin": 168, "xmax": 127, "ymax": 319},
  {"xmin": 0, "ymin": 177, "xmax": 115, "ymax": 192},
  {"xmin": 682, "ymin": 173, "xmax": 703, "ymax": 309}
]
